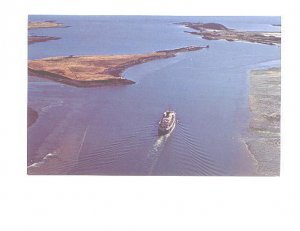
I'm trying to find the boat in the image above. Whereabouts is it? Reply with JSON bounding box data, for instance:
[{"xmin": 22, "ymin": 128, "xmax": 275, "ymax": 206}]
[{"xmin": 158, "ymin": 111, "xmax": 176, "ymax": 135}]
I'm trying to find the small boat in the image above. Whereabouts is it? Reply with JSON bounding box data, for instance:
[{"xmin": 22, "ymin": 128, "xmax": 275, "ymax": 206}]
[{"xmin": 158, "ymin": 111, "xmax": 176, "ymax": 135}]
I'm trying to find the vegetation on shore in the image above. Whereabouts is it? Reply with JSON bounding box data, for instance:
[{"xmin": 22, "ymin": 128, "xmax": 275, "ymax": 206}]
[
  {"xmin": 177, "ymin": 22, "xmax": 281, "ymax": 46},
  {"xmin": 28, "ymin": 46, "xmax": 206, "ymax": 87}
]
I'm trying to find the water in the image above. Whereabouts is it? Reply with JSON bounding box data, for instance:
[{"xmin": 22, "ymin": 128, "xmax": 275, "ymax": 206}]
[{"xmin": 28, "ymin": 16, "xmax": 281, "ymax": 175}]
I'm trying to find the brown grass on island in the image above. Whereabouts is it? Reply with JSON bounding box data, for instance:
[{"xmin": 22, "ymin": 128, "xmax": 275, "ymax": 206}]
[
  {"xmin": 28, "ymin": 21, "xmax": 66, "ymax": 44},
  {"xmin": 28, "ymin": 35, "xmax": 61, "ymax": 44},
  {"xmin": 28, "ymin": 20, "xmax": 66, "ymax": 29},
  {"xmin": 28, "ymin": 46, "xmax": 206, "ymax": 87},
  {"xmin": 177, "ymin": 22, "xmax": 281, "ymax": 46}
]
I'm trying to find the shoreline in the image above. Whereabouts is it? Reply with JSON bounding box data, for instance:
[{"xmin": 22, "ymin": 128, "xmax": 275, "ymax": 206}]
[
  {"xmin": 28, "ymin": 68, "xmax": 135, "ymax": 87},
  {"xmin": 27, "ymin": 106, "xmax": 38, "ymax": 127},
  {"xmin": 177, "ymin": 22, "xmax": 281, "ymax": 46},
  {"xmin": 28, "ymin": 46, "xmax": 206, "ymax": 87},
  {"xmin": 244, "ymin": 67, "xmax": 281, "ymax": 176}
]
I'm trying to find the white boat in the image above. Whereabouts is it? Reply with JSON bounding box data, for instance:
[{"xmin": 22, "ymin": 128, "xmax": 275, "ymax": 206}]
[{"xmin": 158, "ymin": 111, "xmax": 176, "ymax": 135}]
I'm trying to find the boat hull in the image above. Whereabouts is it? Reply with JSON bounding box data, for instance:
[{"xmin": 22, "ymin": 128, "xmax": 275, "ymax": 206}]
[
  {"xmin": 158, "ymin": 120, "xmax": 175, "ymax": 135},
  {"xmin": 158, "ymin": 111, "xmax": 176, "ymax": 136}
]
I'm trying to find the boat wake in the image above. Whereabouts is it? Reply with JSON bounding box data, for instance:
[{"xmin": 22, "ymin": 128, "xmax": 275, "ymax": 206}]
[
  {"xmin": 146, "ymin": 119, "xmax": 177, "ymax": 175},
  {"xmin": 147, "ymin": 132, "xmax": 171, "ymax": 175},
  {"xmin": 70, "ymin": 124, "xmax": 155, "ymax": 175},
  {"xmin": 173, "ymin": 121, "xmax": 224, "ymax": 175}
]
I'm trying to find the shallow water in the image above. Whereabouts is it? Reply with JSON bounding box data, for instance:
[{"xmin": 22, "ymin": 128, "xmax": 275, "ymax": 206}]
[{"xmin": 28, "ymin": 16, "xmax": 280, "ymax": 175}]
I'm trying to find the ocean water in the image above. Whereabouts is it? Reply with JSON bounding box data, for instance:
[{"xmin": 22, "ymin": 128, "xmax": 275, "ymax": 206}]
[{"xmin": 28, "ymin": 16, "xmax": 281, "ymax": 175}]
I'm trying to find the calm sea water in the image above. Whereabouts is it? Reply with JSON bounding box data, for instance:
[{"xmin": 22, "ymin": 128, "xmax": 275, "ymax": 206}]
[{"xmin": 28, "ymin": 16, "xmax": 280, "ymax": 175}]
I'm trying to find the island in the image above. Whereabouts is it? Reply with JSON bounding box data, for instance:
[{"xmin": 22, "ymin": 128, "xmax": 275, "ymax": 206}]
[
  {"xmin": 28, "ymin": 20, "xmax": 67, "ymax": 29},
  {"xmin": 244, "ymin": 67, "xmax": 281, "ymax": 176},
  {"xmin": 28, "ymin": 20, "xmax": 67, "ymax": 44},
  {"xmin": 28, "ymin": 35, "xmax": 61, "ymax": 44},
  {"xmin": 177, "ymin": 22, "xmax": 281, "ymax": 46},
  {"xmin": 28, "ymin": 46, "xmax": 206, "ymax": 87}
]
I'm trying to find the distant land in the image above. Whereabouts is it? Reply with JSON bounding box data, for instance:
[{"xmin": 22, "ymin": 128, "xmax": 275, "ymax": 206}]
[
  {"xmin": 28, "ymin": 35, "xmax": 61, "ymax": 44},
  {"xmin": 28, "ymin": 21, "xmax": 68, "ymax": 44},
  {"xmin": 177, "ymin": 22, "xmax": 281, "ymax": 46},
  {"xmin": 28, "ymin": 20, "xmax": 67, "ymax": 29},
  {"xmin": 28, "ymin": 46, "xmax": 207, "ymax": 87}
]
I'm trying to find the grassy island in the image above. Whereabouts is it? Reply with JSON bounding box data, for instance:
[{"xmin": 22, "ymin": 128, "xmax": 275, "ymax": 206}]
[
  {"xmin": 28, "ymin": 46, "xmax": 206, "ymax": 87},
  {"xmin": 178, "ymin": 22, "xmax": 281, "ymax": 46}
]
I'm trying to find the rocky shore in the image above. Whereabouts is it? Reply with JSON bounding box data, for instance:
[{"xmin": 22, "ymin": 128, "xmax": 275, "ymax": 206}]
[
  {"xmin": 245, "ymin": 68, "xmax": 281, "ymax": 176},
  {"xmin": 28, "ymin": 46, "xmax": 206, "ymax": 87},
  {"xmin": 177, "ymin": 22, "xmax": 281, "ymax": 46}
]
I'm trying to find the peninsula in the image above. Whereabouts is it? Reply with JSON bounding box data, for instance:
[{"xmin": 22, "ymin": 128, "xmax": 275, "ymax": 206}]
[
  {"xmin": 177, "ymin": 22, "xmax": 281, "ymax": 46},
  {"xmin": 28, "ymin": 46, "xmax": 206, "ymax": 87}
]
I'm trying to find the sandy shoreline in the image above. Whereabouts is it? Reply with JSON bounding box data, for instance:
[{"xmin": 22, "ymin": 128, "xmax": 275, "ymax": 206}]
[{"xmin": 245, "ymin": 67, "xmax": 281, "ymax": 176}]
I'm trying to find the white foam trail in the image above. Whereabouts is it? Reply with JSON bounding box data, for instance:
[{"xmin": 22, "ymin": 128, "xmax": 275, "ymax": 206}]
[
  {"xmin": 28, "ymin": 125, "xmax": 89, "ymax": 174},
  {"xmin": 152, "ymin": 135, "xmax": 166, "ymax": 152},
  {"xmin": 147, "ymin": 123, "xmax": 175, "ymax": 174},
  {"xmin": 28, "ymin": 152, "xmax": 59, "ymax": 168},
  {"xmin": 77, "ymin": 126, "xmax": 88, "ymax": 155}
]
